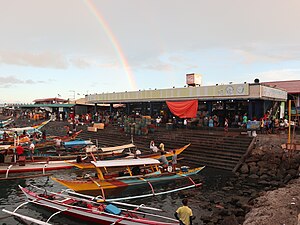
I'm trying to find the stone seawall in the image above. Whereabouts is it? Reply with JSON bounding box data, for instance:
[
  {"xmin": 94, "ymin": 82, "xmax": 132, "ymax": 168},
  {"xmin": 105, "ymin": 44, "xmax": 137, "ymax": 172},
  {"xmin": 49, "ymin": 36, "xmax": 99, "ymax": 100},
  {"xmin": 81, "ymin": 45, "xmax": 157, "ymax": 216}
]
[
  {"xmin": 237, "ymin": 135, "xmax": 300, "ymax": 185},
  {"xmin": 236, "ymin": 134, "xmax": 300, "ymax": 225}
]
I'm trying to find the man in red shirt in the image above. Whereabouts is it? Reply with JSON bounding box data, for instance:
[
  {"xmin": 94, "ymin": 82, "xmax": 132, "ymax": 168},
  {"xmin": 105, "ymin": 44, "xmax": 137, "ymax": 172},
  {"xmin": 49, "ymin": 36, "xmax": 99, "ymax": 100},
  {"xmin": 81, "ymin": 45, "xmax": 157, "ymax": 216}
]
[{"xmin": 16, "ymin": 144, "xmax": 24, "ymax": 159}]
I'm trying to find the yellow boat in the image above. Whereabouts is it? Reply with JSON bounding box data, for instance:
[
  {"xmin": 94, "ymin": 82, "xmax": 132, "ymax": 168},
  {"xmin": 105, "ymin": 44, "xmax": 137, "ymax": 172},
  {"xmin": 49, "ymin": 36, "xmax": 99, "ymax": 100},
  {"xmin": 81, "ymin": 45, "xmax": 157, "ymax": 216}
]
[
  {"xmin": 52, "ymin": 157, "xmax": 204, "ymax": 198},
  {"xmin": 70, "ymin": 143, "xmax": 190, "ymax": 169}
]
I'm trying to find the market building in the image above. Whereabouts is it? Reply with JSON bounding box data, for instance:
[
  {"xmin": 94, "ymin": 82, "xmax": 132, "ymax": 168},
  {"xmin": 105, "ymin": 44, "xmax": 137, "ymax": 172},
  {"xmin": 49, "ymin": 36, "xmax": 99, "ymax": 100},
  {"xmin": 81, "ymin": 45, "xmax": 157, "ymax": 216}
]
[
  {"xmin": 262, "ymin": 80, "xmax": 300, "ymax": 119},
  {"xmin": 86, "ymin": 74, "xmax": 288, "ymax": 127}
]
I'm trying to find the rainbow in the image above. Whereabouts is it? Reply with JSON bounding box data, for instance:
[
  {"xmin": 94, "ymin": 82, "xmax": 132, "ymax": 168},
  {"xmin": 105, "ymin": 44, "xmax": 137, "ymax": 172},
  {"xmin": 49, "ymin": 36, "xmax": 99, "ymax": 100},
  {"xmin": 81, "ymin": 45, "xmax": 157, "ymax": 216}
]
[{"xmin": 84, "ymin": 0, "xmax": 137, "ymax": 91}]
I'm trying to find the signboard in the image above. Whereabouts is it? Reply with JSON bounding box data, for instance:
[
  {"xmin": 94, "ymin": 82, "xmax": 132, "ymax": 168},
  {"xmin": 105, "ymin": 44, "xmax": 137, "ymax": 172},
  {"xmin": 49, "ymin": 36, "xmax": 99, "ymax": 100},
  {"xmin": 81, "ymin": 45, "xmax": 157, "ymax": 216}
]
[
  {"xmin": 261, "ymin": 86, "xmax": 287, "ymax": 100},
  {"xmin": 186, "ymin": 73, "xmax": 202, "ymax": 86},
  {"xmin": 88, "ymin": 83, "xmax": 250, "ymax": 103},
  {"xmin": 216, "ymin": 84, "xmax": 248, "ymax": 96},
  {"xmin": 247, "ymin": 121, "xmax": 260, "ymax": 130}
]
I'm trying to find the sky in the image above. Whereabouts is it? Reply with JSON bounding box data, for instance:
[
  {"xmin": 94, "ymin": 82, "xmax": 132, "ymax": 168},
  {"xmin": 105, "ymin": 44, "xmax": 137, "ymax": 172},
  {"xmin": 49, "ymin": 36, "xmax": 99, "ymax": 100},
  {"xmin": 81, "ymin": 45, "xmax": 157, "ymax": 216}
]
[{"xmin": 1, "ymin": 0, "xmax": 300, "ymax": 103}]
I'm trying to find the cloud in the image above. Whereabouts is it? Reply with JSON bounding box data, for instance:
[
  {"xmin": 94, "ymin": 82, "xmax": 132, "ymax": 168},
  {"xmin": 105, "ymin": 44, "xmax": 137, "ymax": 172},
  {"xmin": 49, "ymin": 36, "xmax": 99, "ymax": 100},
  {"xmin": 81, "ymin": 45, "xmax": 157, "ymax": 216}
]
[
  {"xmin": 258, "ymin": 69, "xmax": 300, "ymax": 82},
  {"xmin": 143, "ymin": 62, "xmax": 174, "ymax": 71},
  {"xmin": 0, "ymin": 76, "xmax": 24, "ymax": 84},
  {"xmin": 70, "ymin": 58, "xmax": 91, "ymax": 68},
  {"xmin": 233, "ymin": 45, "xmax": 300, "ymax": 64},
  {"xmin": 0, "ymin": 75, "xmax": 46, "ymax": 88},
  {"xmin": 0, "ymin": 51, "xmax": 68, "ymax": 69}
]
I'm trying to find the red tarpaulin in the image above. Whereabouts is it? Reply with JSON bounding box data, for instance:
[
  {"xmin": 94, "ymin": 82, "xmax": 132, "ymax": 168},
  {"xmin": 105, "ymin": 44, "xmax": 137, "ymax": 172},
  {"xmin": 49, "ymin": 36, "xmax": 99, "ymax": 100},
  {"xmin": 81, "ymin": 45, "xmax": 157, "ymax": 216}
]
[{"xmin": 166, "ymin": 100, "xmax": 198, "ymax": 118}]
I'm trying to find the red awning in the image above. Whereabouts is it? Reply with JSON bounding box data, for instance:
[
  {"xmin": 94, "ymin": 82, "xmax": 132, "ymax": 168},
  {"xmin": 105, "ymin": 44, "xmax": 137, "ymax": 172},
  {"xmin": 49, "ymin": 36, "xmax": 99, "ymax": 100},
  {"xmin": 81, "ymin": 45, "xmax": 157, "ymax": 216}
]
[{"xmin": 166, "ymin": 100, "xmax": 198, "ymax": 118}]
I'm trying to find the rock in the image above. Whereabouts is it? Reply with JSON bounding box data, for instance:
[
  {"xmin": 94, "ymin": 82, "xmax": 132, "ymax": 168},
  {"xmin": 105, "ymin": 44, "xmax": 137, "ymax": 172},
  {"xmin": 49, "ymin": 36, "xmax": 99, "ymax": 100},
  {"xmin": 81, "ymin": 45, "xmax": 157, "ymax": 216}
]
[
  {"xmin": 259, "ymin": 174, "xmax": 270, "ymax": 180},
  {"xmin": 257, "ymin": 160, "xmax": 268, "ymax": 168},
  {"xmin": 227, "ymin": 197, "xmax": 239, "ymax": 206},
  {"xmin": 222, "ymin": 186, "xmax": 234, "ymax": 191},
  {"xmin": 247, "ymin": 162, "xmax": 257, "ymax": 168},
  {"xmin": 284, "ymin": 174, "xmax": 292, "ymax": 183},
  {"xmin": 248, "ymin": 174, "xmax": 259, "ymax": 179},
  {"xmin": 240, "ymin": 164, "xmax": 249, "ymax": 174},
  {"xmin": 249, "ymin": 165, "xmax": 259, "ymax": 174},
  {"xmin": 236, "ymin": 216, "xmax": 245, "ymax": 224},
  {"xmin": 257, "ymin": 167, "xmax": 269, "ymax": 176},
  {"xmin": 272, "ymin": 157, "xmax": 282, "ymax": 165},
  {"xmin": 241, "ymin": 204, "xmax": 252, "ymax": 213},
  {"xmin": 245, "ymin": 156, "xmax": 260, "ymax": 163},
  {"xmin": 218, "ymin": 209, "xmax": 230, "ymax": 217},
  {"xmin": 276, "ymin": 167, "xmax": 287, "ymax": 180},
  {"xmin": 220, "ymin": 215, "xmax": 239, "ymax": 225},
  {"xmin": 266, "ymin": 169, "xmax": 277, "ymax": 177},
  {"xmin": 201, "ymin": 215, "xmax": 212, "ymax": 223},
  {"xmin": 286, "ymin": 169, "xmax": 298, "ymax": 178},
  {"xmin": 232, "ymin": 208, "xmax": 245, "ymax": 217}
]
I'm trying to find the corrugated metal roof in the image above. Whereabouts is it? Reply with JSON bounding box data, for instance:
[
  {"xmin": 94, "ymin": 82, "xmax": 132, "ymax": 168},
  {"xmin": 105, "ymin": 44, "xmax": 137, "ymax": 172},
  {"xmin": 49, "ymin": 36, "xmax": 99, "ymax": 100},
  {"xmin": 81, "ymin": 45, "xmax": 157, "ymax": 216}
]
[
  {"xmin": 20, "ymin": 104, "xmax": 75, "ymax": 108},
  {"xmin": 33, "ymin": 97, "xmax": 68, "ymax": 103},
  {"xmin": 262, "ymin": 80, "xmax": 300, "ymax": 94}
]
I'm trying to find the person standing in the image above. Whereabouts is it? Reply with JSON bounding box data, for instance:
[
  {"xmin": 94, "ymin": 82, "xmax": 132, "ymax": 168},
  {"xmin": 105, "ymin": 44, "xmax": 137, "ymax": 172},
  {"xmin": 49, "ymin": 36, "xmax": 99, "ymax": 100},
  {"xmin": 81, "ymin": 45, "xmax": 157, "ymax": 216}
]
[
  {"xmin": 208, "ymin": 116, "xmax": 213, "ymax": 128},
  {"xmin": 158, "ymin": 151, "xmax": 168, "ymax": 171},
  {"xmin": 174, "ymin": 198, "xmax": 194, "ymax": 225},
  {"xmin": 29, "ymin": 141, "xmax": 35, "ymax": 162},
  {"xmin": 150, "ymin": 140, "xmax": 158, "ymax": 152},
  {"xmin": 42, "ymin": 130, "xmax": 46, "ymax": 141},
  {"xmin": 224, "ymin": 118, "xmax": 229, "ymax": 132},
  {"xmin": 242, "ymin": 113, "xmax": 248, "ymax": 128},
  {"xmin": 172, "ymin": 149, "xmax": 177, "ymax": 172},
  {"xmin": 16, "ymin": 144, "xmax": 24, "ymax": 160},
  {"xmin": 159, "ymin": 142, "xmax": 165, "ymax": 151}
]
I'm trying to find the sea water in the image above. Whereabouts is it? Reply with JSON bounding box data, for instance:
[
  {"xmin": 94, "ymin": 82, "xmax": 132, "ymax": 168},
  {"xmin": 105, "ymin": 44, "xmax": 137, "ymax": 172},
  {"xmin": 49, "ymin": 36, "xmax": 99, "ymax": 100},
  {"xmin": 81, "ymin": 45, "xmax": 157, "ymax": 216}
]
[{"xmin": 0, "ymin": 167, "xmax": 233, "ymax": 225}]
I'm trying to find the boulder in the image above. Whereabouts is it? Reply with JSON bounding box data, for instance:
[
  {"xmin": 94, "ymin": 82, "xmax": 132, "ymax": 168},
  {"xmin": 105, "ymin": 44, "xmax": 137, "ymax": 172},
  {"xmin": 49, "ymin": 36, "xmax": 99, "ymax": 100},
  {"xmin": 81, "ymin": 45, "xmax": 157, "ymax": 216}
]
[
  {"xmin": 257, "ymin": 167, "xmax": 269, "ymax": 176},
  {"xmin": 220, "ymin": 215, "xmax": 239, "ymax": 225},
  {"xmin": 249, "ymin": 165, "xmax": 259, "ymax": 174},
  {"xmin": 259, "ymin": 174, "xmax": 270, "ymax": 181},
  {"xmin": 286, "ymin": 169, "xmax": 298, "ymax": 178},
  {"xmin": 240, "ymin": 163, "xmax": 249, "ymax": 174},
  {"xmin": 283, "ymin": 174, "xmax": 292, "ymax": 183}
]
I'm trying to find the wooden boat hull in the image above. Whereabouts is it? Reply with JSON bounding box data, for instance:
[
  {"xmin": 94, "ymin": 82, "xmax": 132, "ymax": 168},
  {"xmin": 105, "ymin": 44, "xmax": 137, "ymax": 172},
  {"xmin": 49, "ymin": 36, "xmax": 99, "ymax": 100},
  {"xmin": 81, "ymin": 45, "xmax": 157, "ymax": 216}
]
[
  {"xmin": 52, "ymin": 166, "xmax": 205, "ymax": 196},
  {"xmin": 70, "ymin": 143, "xmax": 191, "ymax": 170},
  {"xmin": 0, "ymin": 160, "xmax": 74, "ymax": 174},
  {"xmin": 20, "ymin": 186, "xmax": 178, "ymax": 225}
]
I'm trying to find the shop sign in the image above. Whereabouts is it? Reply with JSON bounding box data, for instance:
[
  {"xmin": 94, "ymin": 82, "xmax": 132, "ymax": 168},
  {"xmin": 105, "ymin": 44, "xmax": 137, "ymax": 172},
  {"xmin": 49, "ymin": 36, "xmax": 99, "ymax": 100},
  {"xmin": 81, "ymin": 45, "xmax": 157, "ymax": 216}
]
[{"xmin": 247, "ymin": 121, "xmax": 260, "ymax": 130}]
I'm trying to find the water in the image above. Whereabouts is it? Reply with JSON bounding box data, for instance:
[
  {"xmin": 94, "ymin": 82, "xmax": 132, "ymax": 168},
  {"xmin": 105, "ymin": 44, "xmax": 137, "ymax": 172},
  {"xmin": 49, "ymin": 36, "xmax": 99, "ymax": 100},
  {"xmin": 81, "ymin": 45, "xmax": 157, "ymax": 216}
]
[{"xmin": 0, "ymin": 167, "xmax": 234, "ymax": 225}]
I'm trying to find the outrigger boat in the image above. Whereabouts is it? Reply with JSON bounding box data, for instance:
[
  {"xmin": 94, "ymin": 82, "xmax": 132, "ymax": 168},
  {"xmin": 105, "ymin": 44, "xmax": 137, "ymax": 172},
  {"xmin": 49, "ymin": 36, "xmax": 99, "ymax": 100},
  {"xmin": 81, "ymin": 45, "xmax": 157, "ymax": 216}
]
[
  {"xmin": 2, "ymin": 185, "xmax": 180, "ymax": 225},
  {"xmin": 0, "ymin": 156, "xmax": 89, "ymax": 180},
  {"xmin": 63, "ymin": 139, "xmax": 93, "ymax": 148},
  {"xmin": 0, "ymin": 119, "xmax": 50, "ymax": 141},
  {"xmin": 0, "ymin": 117, "xmax": 14, "ymax": 128},
  {"xmin": 85, "ymin": 143, "xmax": 137, "ymax": 157},
  {"xmin": 73, "ymin": 143, "xmax": 190, "ymax": 169},
  {"xmin": 52, "ymin": 158, "xmax": 205, "ymax": 198}
]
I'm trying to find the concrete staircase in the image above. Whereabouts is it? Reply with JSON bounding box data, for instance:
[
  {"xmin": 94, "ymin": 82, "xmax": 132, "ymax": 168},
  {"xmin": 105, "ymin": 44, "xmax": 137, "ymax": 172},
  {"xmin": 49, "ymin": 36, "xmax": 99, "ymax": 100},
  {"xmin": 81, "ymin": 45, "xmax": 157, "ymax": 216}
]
[{"xmin": 77, "ymin": 124, "xmax": 254, "ymax": 171}]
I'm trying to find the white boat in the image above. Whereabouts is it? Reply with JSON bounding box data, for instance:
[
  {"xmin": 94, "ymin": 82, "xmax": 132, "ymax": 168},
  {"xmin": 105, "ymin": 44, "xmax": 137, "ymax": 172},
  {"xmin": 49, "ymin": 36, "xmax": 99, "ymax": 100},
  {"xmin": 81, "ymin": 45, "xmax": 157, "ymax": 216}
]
[{"xmin": 2, "ymin": 185, "xmax": 179, "ymax": 225}]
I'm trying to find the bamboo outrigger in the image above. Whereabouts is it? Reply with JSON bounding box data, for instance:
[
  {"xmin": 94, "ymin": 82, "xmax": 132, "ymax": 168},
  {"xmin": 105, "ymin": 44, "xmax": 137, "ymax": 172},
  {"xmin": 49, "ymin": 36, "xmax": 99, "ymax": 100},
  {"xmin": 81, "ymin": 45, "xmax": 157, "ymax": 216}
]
[
  {"xmin": 52, "ymin": 157, "xmax": 205, "ymax": 198},
  {"xmin": 71, "ymin": 143, "xmax": 190, "ymax": 169},
  {"xmin": 2, "ymin": 185, "xmax": 180, "ymax": 225}
]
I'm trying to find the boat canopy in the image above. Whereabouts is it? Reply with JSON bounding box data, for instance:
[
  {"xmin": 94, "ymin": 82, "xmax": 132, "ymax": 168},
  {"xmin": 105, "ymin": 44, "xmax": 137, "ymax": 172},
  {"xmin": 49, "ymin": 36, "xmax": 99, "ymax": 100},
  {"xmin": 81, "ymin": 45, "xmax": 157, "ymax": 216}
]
[
  {"xmin": 91, "ymin": 158, "xmax": 160, "ymax": 168},
  {"xmin": 63, "ymin": 140, "xmax": 93, "ymax": 147},
  {"xmin": 0, "ymin": 145, "xmax": 12, "ymax": 150},
  {"xmin": 100, "ymin": 143, "xmax": 135, "ymax": 152}
]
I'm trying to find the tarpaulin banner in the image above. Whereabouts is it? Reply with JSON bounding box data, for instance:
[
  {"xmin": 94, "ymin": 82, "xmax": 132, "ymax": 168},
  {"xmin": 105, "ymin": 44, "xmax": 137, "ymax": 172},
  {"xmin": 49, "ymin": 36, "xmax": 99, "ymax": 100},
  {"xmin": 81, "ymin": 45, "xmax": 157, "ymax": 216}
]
[{"xmin": 166, "ymin": 100, "xmax": 198, "ymax": 118}]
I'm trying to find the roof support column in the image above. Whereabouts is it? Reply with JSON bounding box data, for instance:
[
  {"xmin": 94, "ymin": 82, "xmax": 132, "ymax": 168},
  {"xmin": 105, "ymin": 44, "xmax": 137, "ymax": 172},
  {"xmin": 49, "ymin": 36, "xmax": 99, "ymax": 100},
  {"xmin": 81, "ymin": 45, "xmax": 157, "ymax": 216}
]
[
  {"xmin": 149, "ymin": 102, "xmax": 153, "ymax": 117},
  {"xmin": 127, "ymin": 103, "xmax": 130, "ymax": 115},
  {"xmin": 248, "ymin": 100, "xmax": 253, "ymax": 120},
  {"xmin": 110, "ymin": 103, "xmax": 113, "ymax": 114},
  {"xmin": 94, "ymin": 103, "xmax": 97, "ymax": 114}
]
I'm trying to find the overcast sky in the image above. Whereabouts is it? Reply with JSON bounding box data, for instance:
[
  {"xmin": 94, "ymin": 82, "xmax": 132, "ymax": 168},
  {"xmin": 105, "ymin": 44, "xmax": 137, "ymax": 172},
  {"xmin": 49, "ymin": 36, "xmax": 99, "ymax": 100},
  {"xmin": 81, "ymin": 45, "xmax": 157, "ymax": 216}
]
[{"xmin": 0, "ymin": 0, "xmax": 300, "ymax": 103}]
